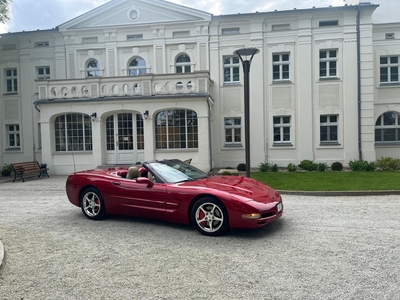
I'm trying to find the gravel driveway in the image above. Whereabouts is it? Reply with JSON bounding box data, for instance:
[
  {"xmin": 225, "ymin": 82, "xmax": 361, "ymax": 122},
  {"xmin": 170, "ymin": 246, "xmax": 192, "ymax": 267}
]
[{"xmin": 0, "ymin": 176, "xmax": 399, "ymax": 299}]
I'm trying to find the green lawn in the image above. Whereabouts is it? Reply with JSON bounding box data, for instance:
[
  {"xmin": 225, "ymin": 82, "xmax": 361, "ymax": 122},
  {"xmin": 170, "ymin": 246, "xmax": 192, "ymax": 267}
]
[{"xmin": 251, "ymin": 171, "xmax": 400, "ymax": 191}]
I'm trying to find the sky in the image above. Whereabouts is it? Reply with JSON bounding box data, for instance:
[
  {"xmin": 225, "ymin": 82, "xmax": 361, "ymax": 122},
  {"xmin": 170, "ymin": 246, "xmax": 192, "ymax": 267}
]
[{"xmin": 0, "ymin": 0, "xmax": 399, "ymax": 34}]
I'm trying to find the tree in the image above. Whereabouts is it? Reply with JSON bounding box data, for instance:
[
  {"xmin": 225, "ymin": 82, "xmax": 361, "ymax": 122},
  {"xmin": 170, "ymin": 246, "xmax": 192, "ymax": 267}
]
[{"xmin": 0, "ymin": 0, "xmax": 12, "ymax": 24}]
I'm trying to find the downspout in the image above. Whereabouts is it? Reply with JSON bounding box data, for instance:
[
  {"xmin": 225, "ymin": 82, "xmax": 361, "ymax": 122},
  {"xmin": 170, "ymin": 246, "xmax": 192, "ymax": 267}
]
[
  {"xmin": 357, "ymin": 6, "xmax": 362, "ymax": 160},
  {"xmin": 206, "ymin": 96, "xmax": 213, "ymax": 172},
  {"xmin": 34, "ymin": 101, "xmax": 41, "ymax": 113}
]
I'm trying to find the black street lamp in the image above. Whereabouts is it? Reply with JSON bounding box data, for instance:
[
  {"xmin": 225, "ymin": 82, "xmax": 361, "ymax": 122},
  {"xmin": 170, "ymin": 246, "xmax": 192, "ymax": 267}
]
[{"xmin": 234, "ymin": 47, "xmax": 260, "ymax": 178}]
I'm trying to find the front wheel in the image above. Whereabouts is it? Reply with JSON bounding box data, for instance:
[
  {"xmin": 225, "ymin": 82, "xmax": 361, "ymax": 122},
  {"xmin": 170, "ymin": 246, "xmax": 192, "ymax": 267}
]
[
  {"xmin": 80, "ymin": 187, "xmax": 106, "ymax": 220},
  {"xmin": 191, "ymin": 197, "xmax": 229, "ymax": 236}
]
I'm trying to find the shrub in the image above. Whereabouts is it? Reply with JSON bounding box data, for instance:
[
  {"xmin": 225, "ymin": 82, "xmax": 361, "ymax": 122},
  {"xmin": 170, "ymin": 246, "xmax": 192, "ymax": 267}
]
[
  {"xmin": 317, "ymin": 163, "xmax": 327, "ymax": 172},
  {"xmin": 298, "ymin": 160, "xmax": 312, "ymax": 170},
  {"xmin": 1, "ymin": 164, "xmax": 12, "ymax": 176},
  {"xmin": 259, "ymin": 162, "xmax": 271, "ymax": 172},
  {"xmin": 366, "ymin": 161, "xmax": 376, "ymax": 172},
  {"xmin": 349, "ymin": 160, "xmax": 376, "ymax": 172},
  {"xmin": 220, "ymin": 171, "xmax": 232, "ymax": 175},
  {"xmin": 271, "ymin": 164, "xmax": 279, "ymax": 172},
  {"xmin": 287, "ymin": 163, "xmax": 297, "ymax": 172},
  {"xmin": 331, "ymin": 162, "xmax": 343, "ymax": 171},
  {"xmin": 298, "ymin": 160, "xmax": 317, "ymax": 171},
  {"xmin": 376, "ymin": 157, "xmax": 400, "ymax": 171},
  {"xmin": 237, "ymin": 163, "xmax": 246, "ymax": 171}
]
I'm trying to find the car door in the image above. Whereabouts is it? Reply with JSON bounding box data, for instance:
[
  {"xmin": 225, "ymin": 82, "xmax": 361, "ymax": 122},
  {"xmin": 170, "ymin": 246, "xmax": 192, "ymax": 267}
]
[{"xmin": 108, "ymin": 178, "xmax": 167, "ymax": 220}]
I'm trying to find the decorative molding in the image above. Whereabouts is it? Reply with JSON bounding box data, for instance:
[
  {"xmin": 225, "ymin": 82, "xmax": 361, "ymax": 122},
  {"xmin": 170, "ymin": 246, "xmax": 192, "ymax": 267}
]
[
  {"xmin": 298, "ymin": 40, "xmax": 312, "ymax": 46},
  {"xmin": 315, "ymin": 38, "xmax": 343, "ymax": 45},
  {"xmin": 127, "ymin": 5, "xmax": 140, "ymax": 22},
  {"xmin": 268, "ymin": 42, "xmax": 295, "ymax": 48}
]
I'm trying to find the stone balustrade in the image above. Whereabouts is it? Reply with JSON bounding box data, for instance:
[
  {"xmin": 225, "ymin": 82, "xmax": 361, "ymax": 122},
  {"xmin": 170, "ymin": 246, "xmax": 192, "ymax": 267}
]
[{"xmin": 36, "ymin": 71, "xmax": 211, "ymax": 100}]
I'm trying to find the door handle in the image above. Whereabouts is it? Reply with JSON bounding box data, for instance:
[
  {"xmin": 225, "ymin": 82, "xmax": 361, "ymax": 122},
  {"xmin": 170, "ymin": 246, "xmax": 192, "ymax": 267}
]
[{"xmin": 112, "ymin": 181, "xmax": 121, "ymax": 186}]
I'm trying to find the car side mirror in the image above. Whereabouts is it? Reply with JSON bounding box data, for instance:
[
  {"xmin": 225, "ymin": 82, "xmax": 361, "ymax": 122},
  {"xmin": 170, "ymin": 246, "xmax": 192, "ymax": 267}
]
[{"xmin": 136, "ymin": 177, "xmax": 154, "ymax": 188}]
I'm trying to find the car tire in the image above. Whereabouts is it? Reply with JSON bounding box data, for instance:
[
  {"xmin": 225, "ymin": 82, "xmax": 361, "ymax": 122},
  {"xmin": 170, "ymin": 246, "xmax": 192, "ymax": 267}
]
[
  {"xmin": 80, "ymin": 187, "xmax": 106, "ymax": 220},
  {"xmin": 191, "ymin": 197, "xmax": 229, "ymax": 236}
]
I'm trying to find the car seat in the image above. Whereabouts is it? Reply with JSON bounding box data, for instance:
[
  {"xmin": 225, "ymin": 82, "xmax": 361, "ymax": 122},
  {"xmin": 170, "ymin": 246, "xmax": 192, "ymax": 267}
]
[{"xmin": 126, "ymin": 166, "xmax": 140, "ymax": 179}]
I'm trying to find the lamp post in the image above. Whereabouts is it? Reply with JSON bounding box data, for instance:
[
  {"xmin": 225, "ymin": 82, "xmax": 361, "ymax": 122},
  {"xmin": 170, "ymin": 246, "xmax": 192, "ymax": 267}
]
[{"xmin": 234, "ymin": 47, "xmax": 259, "ymax": 178}]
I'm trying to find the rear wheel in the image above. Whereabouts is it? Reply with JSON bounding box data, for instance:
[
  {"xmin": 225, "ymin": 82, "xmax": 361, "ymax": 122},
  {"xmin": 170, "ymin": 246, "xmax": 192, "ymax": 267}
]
[
  {"xmin": 80, "ymin": 187, "xmax": 106, "ymax": 220},
  {"xmin": 191, "ymin": 197, "xmax": 229, "ymax": 236}
]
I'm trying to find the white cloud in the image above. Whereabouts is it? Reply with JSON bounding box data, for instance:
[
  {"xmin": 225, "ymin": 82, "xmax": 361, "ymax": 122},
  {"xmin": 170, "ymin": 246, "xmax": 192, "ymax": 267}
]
[{"xmin": 0, "ymin": 23, "xmax": 8, "ymax": 34}]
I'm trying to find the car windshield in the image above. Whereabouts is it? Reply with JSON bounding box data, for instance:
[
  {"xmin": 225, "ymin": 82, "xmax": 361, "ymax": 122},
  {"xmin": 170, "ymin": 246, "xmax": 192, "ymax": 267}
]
[{"xmin": 149, "ymin": 160, "xmax": 209, "ymax": 183}]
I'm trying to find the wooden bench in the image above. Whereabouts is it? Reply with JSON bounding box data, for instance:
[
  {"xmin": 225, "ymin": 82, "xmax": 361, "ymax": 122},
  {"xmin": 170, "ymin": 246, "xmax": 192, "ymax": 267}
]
[{"xmin": 11, "ymin": 161, "xmax": 49, "ymax": 182}]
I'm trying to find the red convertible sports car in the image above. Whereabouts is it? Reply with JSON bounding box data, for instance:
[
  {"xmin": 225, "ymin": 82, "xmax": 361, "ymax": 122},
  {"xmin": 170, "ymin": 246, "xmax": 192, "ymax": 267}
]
[{"xmin": 66, "ymin": 159, "xmax": 283, "ymax": 236}]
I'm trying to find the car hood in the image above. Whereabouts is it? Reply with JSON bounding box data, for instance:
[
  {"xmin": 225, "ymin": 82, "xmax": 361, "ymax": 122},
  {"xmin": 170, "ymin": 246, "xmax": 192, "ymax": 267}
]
[{"xmin": 179, "ymin": 176, "xmax": 279, "ymax": 203}]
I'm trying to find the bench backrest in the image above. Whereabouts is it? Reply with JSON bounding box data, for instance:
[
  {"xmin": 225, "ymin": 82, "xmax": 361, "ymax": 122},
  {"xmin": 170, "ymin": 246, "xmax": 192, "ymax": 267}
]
[{"xmin": 11, "ymin": 161, "xmax": 41, "ymax": 172}]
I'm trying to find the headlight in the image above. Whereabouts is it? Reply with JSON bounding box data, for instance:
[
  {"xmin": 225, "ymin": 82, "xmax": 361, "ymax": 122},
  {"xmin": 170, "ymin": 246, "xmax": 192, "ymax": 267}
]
[{"xmin": 242, "ymin": 213, "xmax": 261, "ymax": 219}]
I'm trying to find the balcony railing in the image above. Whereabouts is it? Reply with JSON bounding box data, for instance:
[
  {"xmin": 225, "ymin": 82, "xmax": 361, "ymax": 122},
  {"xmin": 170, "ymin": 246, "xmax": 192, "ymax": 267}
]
[{"xmin": 36, "ymin": 71, "xmax": 211, "ymax": 100}]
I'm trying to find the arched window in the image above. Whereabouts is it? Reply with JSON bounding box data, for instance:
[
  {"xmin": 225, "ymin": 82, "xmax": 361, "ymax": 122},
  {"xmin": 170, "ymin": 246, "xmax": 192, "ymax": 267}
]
[
  {"xmin": 55, "ymin": 114, "xmax": 92, "ymax": 151},
  {"xmin": 128, "ymin": 57, "xmax": 146, "ymax": 76},
  {"xmin": 175, "ymin": 54, "xmax": 191, "ymax": 73},
  {"xmin": 375, "ymin": 111, "xmax": 400, "ymax": 142},
  {"xmin": 86, "ymin": 59, "xmax": 100, "ymax": 77},
  {"xmin": 155, "ymin": 109, "xmax": 198, "ymax": 149}
]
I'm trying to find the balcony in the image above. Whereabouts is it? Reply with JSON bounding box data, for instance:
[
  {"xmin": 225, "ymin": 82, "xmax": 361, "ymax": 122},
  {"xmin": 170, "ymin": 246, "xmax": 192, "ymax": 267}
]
[{"xmin": 36, "ymin": 71, "xmax": 211, "ymax": 100}]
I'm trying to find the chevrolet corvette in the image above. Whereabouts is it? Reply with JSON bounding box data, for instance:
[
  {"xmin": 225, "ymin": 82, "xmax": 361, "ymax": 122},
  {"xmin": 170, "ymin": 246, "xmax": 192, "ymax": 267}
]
[{"xmin": 66, "ymin": 159, "xmax": 283, "ymax": 236}]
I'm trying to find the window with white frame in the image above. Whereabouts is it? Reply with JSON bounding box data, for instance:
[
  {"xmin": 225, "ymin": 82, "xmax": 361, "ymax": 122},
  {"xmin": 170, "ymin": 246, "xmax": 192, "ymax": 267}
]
[
  {"xmin": 380, "ymin": 56, "xmax": 399, "ymax": 83},
  {"xmin": 223, "ymin": 56, "xmax": 240, "ymax": 84},
  {"xmin": 55, "ymin": 114, "xmax": 92, "ymax": 151},
  {"xmin": 127, "ymin": 34, "xmax": 143, "ymax": 40},
  {"xmin": 224, "ymin": 117, "xmax": 242, "ymax": 145},
  {"xmin": 7, "ymin": 124, "xmax": 20, "ymax": 148},
  {"xmin": 272, "ymin": 53, "xmax": 290, "ymax": 81},
  {"xmin": 137, "ymin": 115, "xmax": 144, "ymax": 150},
  {"xmin": 273, "ymin": 116, "xmax": 291, "ymax": 144},
  {"xmin": 176, "ymin": 54, "xmax": 191, "ymax": 73},
  {"xmin": 35, "ymin": 41, "xmax": 49, "ymax": 47},
  {"xmin": 37, "ymin": 67, "xmax": 50, "ymax": 80},
  {"xmin": 5, "ymin": 68, "xmax": 18, "ymax": 93},
  {"xmin": 375, "ymin": 111, "xmax": 400, "ymax": 143},
  {"xmin": 155, "ymin": 109, "xmax": 198, "ymax": 149},
  {"xmin": 319, "ymin": 50, "xmax": 338, "ymax": 79},
  {"xmin": 86, "ymin": 59, "xmax": 100, "ymax": 77},
  {"xmin": 222, "ymin": 27, "xmax": 240, "ymax": 34},
  {"xmin": 320, "ymin": 115, "xmax": 338, "ymax": 143},
  {"xmin": 128, "ymin": 57, "xmax": 147, "ymax": 76}
]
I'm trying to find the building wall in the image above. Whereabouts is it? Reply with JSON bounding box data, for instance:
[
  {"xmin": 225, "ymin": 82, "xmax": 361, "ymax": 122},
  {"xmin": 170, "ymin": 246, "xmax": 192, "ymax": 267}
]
[
  {"xmin": 373, "ymin": 23, "xmax": 400, "ymax": 159},
  {"xmin": 2, "ymin": 2, "xmax": 400, "ymax": 174}
]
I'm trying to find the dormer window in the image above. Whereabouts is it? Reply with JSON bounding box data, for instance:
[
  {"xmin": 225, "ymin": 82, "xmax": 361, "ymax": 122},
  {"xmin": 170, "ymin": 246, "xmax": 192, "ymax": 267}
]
[
  {"xmin": 319, "ymin": 20, "xmax": 339, "ymax": 27},
  {"xmin": 35, "ymin": 41, "xmax": 49, "ymax": 47},
  {"xmin": 82, "ymin": 37, "xmax": 98, "ymax": 44},
  {"xmin": 222, "ymin": 27, "xmax": 240, "ymax": 34},
  {"xmin": 385, "ymin": 33, "xmax": 395, "ymax": 40},
  {"xmin": 127, "ymin": 34, "xmax": 143, "ymax": 40}
]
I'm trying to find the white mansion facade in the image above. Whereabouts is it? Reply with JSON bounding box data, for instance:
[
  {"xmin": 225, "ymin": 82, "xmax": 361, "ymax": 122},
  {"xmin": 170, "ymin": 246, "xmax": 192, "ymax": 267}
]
[{"xmin": 1, "ymin": 0, "xmax": 400, "ymax": 174}]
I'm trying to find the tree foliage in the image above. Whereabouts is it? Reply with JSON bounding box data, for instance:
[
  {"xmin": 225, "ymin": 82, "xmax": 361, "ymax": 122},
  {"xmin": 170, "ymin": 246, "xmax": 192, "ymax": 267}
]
[{"xmin": 0, "ymin": 0, "xmax": 12, "ymax": 24}]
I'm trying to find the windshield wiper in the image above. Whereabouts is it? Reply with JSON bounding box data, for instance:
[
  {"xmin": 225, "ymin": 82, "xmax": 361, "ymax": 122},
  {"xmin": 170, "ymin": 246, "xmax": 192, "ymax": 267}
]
[{"xmin": 175, "ymin": 178, "xmax": 195, "ymax": 183}]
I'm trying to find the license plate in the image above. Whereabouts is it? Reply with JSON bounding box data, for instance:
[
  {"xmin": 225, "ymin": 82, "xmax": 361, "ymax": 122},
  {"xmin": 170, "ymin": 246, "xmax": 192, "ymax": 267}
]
[{"xmin": 276, "ymin": 203, "xmax": 283, "ymax": 212}]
